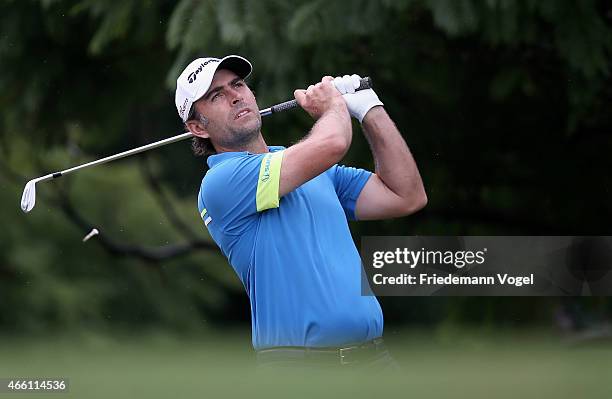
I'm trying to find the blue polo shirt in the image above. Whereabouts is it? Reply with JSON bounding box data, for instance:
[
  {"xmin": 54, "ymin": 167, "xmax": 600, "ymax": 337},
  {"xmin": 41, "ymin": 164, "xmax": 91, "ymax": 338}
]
[{"xmin": 197, "ymin": 146, "xmax": 383, "ymax": 349}]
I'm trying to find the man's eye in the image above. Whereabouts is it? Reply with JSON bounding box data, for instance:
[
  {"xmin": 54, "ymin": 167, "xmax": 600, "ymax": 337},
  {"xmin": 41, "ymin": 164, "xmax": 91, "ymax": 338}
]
[
  {"xmin": 234, "ymin": 81, "xmax": 244, "ymax": 87},
  {"xmin": 211, "ymin": 93, "xmax": 222, "ymax": 102}
]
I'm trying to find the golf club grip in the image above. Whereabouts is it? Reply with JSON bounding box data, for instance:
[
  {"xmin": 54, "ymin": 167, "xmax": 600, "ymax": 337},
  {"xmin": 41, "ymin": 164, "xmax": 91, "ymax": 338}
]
[{"xmin": 269, "ymin": 76, "xmax": 372, "ymax": 115}]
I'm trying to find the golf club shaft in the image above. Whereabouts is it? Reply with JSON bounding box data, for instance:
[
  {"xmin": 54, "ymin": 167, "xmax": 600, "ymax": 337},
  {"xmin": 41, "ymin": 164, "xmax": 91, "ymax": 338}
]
[
  {"xmin": 40, "ymin": 76, "xmax": 373, "ymax": 180},
  {"xmin": 55, "ymin": 132, "xmax": 194, "ymax": 179}
]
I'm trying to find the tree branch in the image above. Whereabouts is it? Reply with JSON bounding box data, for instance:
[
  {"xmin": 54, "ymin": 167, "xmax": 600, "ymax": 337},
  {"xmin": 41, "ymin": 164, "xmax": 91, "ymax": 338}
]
[{"xmin": 55, "ymin": 184, "xmax": 218, "ymax": 263}]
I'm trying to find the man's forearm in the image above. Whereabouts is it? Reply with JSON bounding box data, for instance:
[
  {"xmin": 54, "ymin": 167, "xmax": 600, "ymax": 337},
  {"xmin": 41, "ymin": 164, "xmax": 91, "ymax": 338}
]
[
  {"xmin": 308, "ymin": 106, "xmax": 352, "ymax": 154},
  {"xmin": 279, "ymin": 102, "xmax": 351, "ymax": 197},
  {"xmin": 361, "ymin": 107, "xmax": 426, "ymax": 202}
]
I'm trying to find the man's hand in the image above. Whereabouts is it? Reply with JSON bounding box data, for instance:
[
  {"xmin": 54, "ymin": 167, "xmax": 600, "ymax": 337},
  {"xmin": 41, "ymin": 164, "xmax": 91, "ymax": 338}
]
[
  {"xmin": 332, "ymin": 74, "xmax": 383, "ymax": 123},
  {"xmin": 294, "ymin": 76, "xmax": 347, "ymax": 120}
]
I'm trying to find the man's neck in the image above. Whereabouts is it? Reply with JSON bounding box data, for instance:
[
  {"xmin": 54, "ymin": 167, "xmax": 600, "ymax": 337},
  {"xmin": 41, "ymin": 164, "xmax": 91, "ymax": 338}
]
[{"xmin": 216, "ymin": 134, "xmax": 269, "ymax": 154}]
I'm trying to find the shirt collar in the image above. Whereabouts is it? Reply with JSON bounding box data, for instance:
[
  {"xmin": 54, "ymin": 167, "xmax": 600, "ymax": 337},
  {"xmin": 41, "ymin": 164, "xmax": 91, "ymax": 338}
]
[{"xmin": 207, "ymin": 145, "xmax": 285, "ymax": 168}]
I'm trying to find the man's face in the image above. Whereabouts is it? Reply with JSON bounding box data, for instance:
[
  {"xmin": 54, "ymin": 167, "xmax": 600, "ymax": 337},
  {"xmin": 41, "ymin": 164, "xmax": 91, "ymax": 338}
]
[{"xmin": 190, "ymin": 69, "xmax": 261, "ymax": 151}]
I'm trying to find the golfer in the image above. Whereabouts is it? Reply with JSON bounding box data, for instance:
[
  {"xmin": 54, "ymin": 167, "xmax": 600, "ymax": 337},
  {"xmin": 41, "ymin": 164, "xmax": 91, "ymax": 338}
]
[{"xmin": 175, "ymin": 55, "xmax": 427, "ymax": 369}]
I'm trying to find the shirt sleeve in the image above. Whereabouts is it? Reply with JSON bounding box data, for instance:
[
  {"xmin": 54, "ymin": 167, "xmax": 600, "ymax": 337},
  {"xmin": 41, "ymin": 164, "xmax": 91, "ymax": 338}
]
[
  {"xmin": 198, "ymin": 151, "xmax": 284, "ymax": 234},
  {"xmin": 330, "ymin": 164, "xmax": 372, "ymax": 221}
]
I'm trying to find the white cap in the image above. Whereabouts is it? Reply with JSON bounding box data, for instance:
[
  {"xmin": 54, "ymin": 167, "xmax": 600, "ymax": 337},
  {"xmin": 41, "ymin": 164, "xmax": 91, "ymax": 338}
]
[{"xmin": 175, "ymin": 55, "xmax": 253, "ymax": 122}]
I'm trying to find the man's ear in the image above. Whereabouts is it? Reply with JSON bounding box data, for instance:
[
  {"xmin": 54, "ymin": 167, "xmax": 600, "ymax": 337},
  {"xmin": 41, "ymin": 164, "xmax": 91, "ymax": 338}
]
[{"xmin": 186, "ymin": 119, "xmax": 209, "ymax": 139}]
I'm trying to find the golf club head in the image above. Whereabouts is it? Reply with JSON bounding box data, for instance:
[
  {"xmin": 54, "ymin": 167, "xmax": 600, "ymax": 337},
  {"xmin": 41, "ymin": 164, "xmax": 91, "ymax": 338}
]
[{"xmin": 20, "ymin": 180, "xmax": 37, "ymax": 213}]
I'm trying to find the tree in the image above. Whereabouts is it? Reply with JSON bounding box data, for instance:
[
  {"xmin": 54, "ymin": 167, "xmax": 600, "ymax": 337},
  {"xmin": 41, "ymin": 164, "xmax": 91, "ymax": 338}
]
[{"xmin": 1, "ymin": 0, "xmax": 611, "ymax": 331}]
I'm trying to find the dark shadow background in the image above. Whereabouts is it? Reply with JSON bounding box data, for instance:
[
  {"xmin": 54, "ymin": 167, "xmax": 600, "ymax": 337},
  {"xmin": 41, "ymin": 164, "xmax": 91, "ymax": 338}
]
[{"xmin": 1, "ymin": 0, "xmax": 611, "ymax": 338}]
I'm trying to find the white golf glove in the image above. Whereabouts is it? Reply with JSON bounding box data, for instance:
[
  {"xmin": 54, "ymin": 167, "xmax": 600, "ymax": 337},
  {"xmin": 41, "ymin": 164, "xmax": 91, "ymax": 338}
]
[{"xmin": 332, "ymin": 74, "xmax": 383, "ymax": 123}]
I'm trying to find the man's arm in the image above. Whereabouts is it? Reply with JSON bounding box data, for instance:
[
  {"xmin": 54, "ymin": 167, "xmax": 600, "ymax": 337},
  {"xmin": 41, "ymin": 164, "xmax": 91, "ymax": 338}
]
[
  {"xmin": 355, "ymin": 106, "xmax": 427, "ymax": 220},
  {"xmin": 278, "ymin": 77, "xmax": 352, "ymax": 197}
]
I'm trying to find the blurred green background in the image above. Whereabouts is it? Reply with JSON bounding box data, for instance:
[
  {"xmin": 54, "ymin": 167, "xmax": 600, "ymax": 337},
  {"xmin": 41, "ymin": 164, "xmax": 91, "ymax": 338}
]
[{"xmin": 1, "ymin": 0, "xmax": 612, "ymax": 396}]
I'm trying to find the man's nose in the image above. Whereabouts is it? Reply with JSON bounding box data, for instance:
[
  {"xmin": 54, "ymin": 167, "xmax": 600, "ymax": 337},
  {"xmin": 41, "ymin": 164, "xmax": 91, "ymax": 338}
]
[{"xmin": 228, "ymin": 88, "xmax": 243, "ymax": 105}]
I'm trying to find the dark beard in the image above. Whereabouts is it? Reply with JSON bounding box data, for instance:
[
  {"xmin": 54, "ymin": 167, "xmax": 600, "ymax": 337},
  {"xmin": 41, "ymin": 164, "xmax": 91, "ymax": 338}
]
[{"xmin": 217, "ymin": 117, "xmax": 262, "ymax": 149}]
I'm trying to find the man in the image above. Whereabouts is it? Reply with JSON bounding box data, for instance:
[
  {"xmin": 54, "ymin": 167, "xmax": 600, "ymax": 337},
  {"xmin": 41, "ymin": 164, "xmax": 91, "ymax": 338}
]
[{"xmin": 175, "ymin": 55, "xmax": 427, "ymax": 368}]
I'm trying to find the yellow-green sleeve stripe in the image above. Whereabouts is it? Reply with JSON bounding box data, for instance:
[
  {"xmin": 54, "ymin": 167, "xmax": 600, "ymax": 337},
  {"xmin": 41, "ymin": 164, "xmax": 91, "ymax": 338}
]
[
  {"xmin": 200, "ymin": 208, "xmax": 207, "ymax": 219},
  {"xmin": 256, "ymin": 151, "xmax": 283, "ymax": 212}
]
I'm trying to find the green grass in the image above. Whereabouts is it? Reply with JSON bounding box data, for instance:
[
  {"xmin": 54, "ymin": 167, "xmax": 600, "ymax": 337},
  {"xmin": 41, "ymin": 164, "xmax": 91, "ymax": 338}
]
[{"xmin": 0, "ymin": 328, "xmax": 611, "ymax": 399}]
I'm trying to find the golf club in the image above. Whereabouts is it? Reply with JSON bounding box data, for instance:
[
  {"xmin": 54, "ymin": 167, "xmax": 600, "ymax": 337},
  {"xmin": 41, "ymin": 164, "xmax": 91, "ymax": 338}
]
[{"xmin": 20, "ymin": 77, "xmax": 372, "ymax": 213}]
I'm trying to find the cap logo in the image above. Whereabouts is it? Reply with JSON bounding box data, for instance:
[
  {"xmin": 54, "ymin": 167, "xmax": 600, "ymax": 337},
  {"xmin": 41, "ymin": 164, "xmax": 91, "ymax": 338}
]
[
  {"xmin": 187, "ymin": 59, "xmax": 220, "ymax": 83},
  {"xmin": 179, "ymin": 98, "xmax": 189, "ymax": 119}
]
